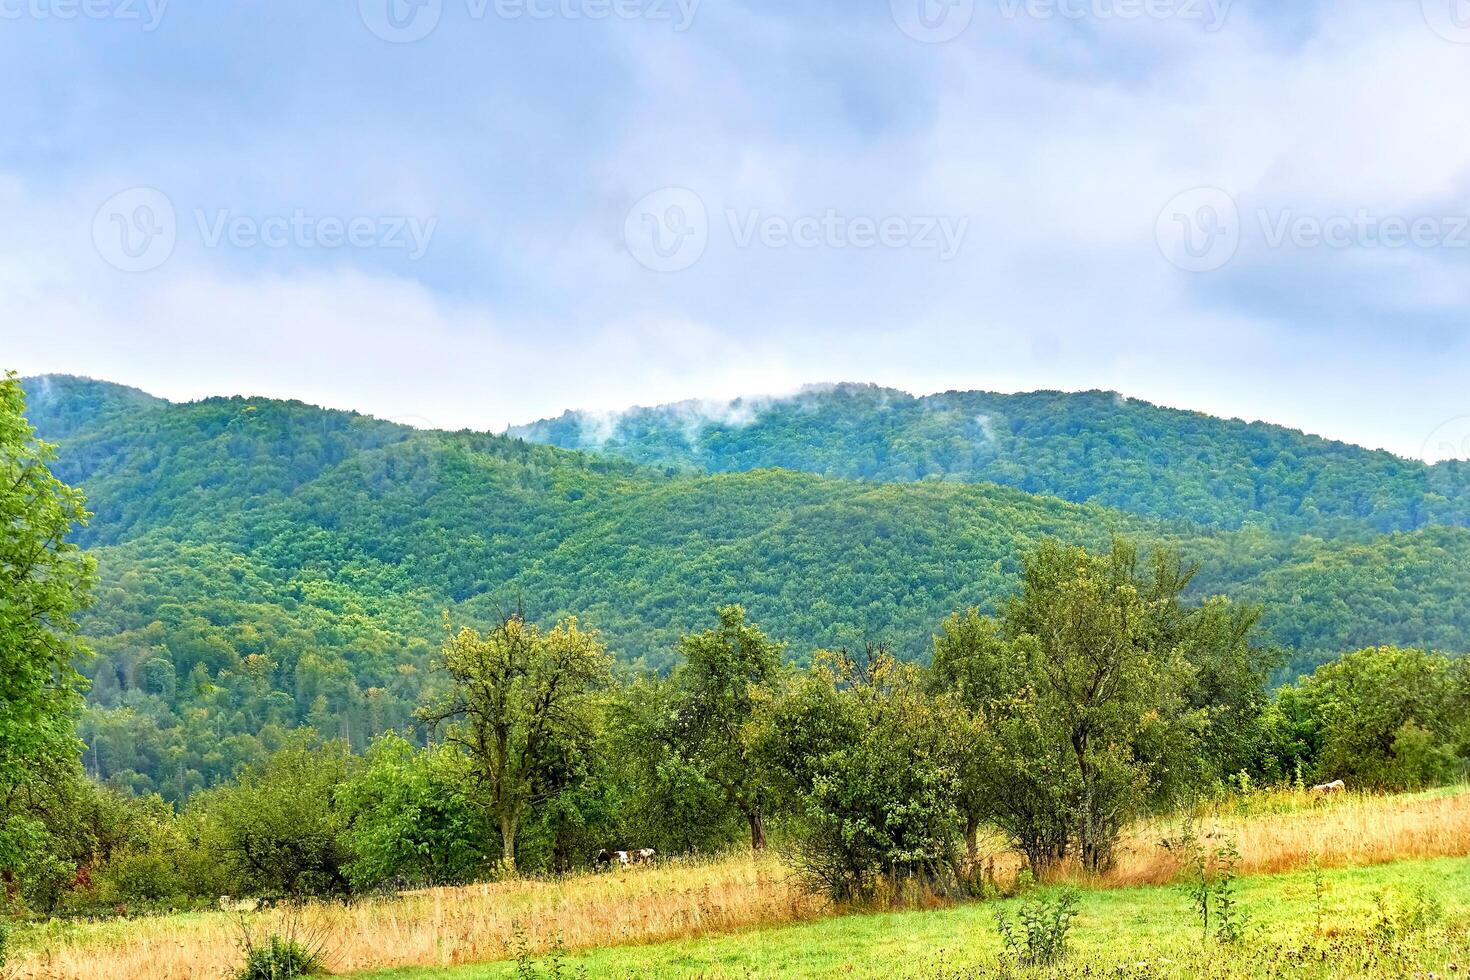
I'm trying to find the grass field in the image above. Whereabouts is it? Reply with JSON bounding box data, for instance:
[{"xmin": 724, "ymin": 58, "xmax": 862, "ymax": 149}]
[
  {"xmin": 9, "ymin": 787, "xmax": 1470, "ymax": 979},
  {"xmin": 364, "ymin": 856, "xmax": 1470, "ymax": 979}
]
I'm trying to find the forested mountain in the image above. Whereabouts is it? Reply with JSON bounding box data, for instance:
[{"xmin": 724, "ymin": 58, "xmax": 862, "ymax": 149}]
[
  {"xmin": 510, "ymin": 383, "xmax": 1470, "ymax": 534},
  {"xmin": 20, "ymin": 376, "xmax": 1470, "ymax": 800}
]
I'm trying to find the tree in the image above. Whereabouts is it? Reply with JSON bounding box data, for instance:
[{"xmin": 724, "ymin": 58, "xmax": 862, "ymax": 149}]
[
  {"xmin": 0, "ymin": 372, "xmax": 95, "ymax": 892},
  {"xmin": 1002, "ymin": 539, "xmax": 1205, "ymax": 873},
  {"xmin": 338, "ymin": 734, "xmax": 488, "ymax": 889},
  {"xmin": 670, "ymin": 606, "xmax": 785, "ymax": 851},
  {"xmin": 1291, "ymin": 647, "xmax": 1463, "ymax": 789},
  {"xmin": 771, "ymin": 648, "xmax": 962, "ymax": 902},
  {"xmin": 189, "ymin": 738, "xmax": 354, "ymax": 897},
  {"xmin": 929, "ymin": 611, "xmax": 1072, "ymax": 870},
  {"xmin": 418, "ymin": 614, "xmax": 610, "ymax": 874}
]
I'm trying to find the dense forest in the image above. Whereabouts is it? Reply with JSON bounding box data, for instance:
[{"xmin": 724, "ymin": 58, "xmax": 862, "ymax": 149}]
[
  {"xmin": 511, "ymin": 383, "xmax": 1470, "ymax": 534},
  {"xmin": 18, "ymin": 375, "xmax": 1470, "ymax": 801}
]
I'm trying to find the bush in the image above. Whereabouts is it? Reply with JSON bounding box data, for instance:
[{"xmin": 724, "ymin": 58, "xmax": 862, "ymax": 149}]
[
  {"xmin": 770, "ymin": 650, "xmax": 964, "ymax": 903},
  {"xmin": 994, "ymin": 888, "xmax": 1080, "ymax": 967},
  {"xmin": 236, "ymin": 934, "xmax": 324, "ymax": 980}
]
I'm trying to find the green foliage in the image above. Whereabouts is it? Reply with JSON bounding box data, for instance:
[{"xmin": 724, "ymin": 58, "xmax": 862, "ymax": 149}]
[
  {"xmin": 772, "ymin": 648, "xmax": 963, "ymax": 902},
  {"xmin": 19, "ymin": 376, "xmax": 1470, "ymax": 799},
  {"xmin": 337, "ymin": 734, "xmax": 489, "ymax": 890},
  {"xmin": 994, "ymin": 888, "xmax": 1081, "ymax": 967},
  {"xmin": 189, "ymin": 738, "xmax": 354, "ymax": 897},
  {"xmin": 0, "ymin": 373, "xmax": 95, "ymax": 883},
  {"xmin": 510, "ymin": 382, "xmax": 1470, "ymax": 535},
  {"xmin": 1273, "ymin": 647, "xmax": 1468, "ymax": 789},
  {"xmin": 669, "ymin": 606, "xmax": 786, "ymax": 851},
  {"xmin": 236, "ymin": 932, "xmax": 325, "ymax": 980},
  {"xmin": 931, "ymin": 541, "xmax": 1228, "ymax": 876},
  {"xmin": 418, "ymin": 615, "xmax": 611, "ymax": 873}
]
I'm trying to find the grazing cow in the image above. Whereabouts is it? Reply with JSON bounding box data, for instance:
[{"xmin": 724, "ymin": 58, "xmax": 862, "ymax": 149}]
[
  {"xmin": 596, "ymin": 849, "xmax": 633, "ymax": 868},
  {"xmin": 632, "ymin": 848, "xmax": 656, "ymax": 865},
  {"xmin": 1309, "ymin": 779, "xmax": 1346, "ymax": 795}
]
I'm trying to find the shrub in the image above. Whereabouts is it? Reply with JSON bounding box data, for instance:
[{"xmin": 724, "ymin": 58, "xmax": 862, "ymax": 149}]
[
  {"xmin": 1164, "ymin": 820, "xmax": 1247, "ymax": 945},
  {"xmin": 772, "ymin": 650, "xmax": 964, "ymax": 903},
  {"xmin": 236, "ymin": 934, "xmax": 324, "ymax": 980},
  {"xmin": 994, "ymin": 889, "xmax": 1080, "ymax": 967}
]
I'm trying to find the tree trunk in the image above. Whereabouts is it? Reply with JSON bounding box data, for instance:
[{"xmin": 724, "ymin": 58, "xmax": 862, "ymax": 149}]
[
  {"xmin": 964, "ymin": 815, "xmax": 981, "ymax": 862},
  {"xmin": 500, "ymin": 813, "xmax": 518, "ymax": 875},
  {"xmin": 748, "ymin": 808, "xmax": 767, "ymax": 851}
]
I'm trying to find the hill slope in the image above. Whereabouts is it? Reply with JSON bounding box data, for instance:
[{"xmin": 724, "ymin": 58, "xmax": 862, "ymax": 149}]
[
  {"xmin": 21, "ymin": 376, "xmax": 1470, "ymax": 798},
  {"xmin": 510, "ymin": 383, "xmax": 1470, "ymax": 534}
]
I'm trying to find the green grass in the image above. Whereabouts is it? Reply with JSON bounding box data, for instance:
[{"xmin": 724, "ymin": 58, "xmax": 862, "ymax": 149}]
[{"xmin": 360, "ymin": 857, "xmax": 1470, "ymax": 979}]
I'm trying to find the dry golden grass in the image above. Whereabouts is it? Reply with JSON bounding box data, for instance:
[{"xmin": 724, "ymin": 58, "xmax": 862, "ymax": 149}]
[
  {"xmin": 8, "ymin": 852, "xmax": 817, "ymax": 980},
  {"xmin": 1107, "ymin": 785, "xmax": 1470, "ymax": 886},
  {"xmin": 10, "ymin": 787, "xmax": 1469, "ymax": 980}
]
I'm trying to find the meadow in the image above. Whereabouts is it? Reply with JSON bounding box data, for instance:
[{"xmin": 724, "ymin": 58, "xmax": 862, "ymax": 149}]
[
  {"xmin": 10, "ymin": 787, "xmax": 1470, "ymax": 980},
  {"xmin": 369, "ymin": 856, "xmax": 1470, "ymax": 979}
]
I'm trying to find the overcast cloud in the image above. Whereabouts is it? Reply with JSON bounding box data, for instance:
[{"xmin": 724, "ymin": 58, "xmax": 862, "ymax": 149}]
[{"xmin": 2, "ymin": 0, "xmax": 1468, "ymax": 459}]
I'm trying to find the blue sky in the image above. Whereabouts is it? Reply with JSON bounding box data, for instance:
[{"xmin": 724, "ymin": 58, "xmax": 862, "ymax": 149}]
[{"xmin": 3, "ymin": 0, "xmax": 1469, "ymax": 460}]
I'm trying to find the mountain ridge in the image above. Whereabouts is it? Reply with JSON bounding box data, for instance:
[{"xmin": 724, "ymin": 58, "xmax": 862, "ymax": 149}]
[{"xmin": 508, "ymin": 381, "xmax": 1470, "ymax": 534}]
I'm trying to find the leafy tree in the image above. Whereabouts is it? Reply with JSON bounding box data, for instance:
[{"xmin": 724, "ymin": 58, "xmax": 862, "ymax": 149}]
[
  {"xmin": 1001, "ymin": 539, "xmax": 1207, "ymax": 873},
  {"xmin": 600, "ymin": 677, "xmax": 745, "ymax": 856},
  {"xmin": 337, "ymin": 734, "xmax": 488, "ymax": 890},
  {"xmin": 1289, "ymin": 647, "xmax": 1465, "ymax": 789},
  {"xmin": 189, "ymin": 738, "xmax": 353, "ymax": 897},
  {"xmin": 418, "ymin": 615, "xmax": 611, "ymax": 873},
  {"xmin": 0, "ymin": 372, "xmax": 95, "ymax": 896},
  {"xmin": 670, "ymin": 606, "xmax": 785, "ymax": 850},
  {"xmin": 768, "ymin": 648, "xmax": 962, "ymax": 901},
  {"xmin": 929, "ymin": 611, "xmax": 1073, "ymax": 870}
]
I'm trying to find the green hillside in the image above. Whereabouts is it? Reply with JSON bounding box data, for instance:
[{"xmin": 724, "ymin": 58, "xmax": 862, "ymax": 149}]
[
  {"xmin": 510, "ymin": 383, "xmax": 1470, "ymax": 534},
  {"xmin": 20, "ymin": 376, "xmax": 1470, "ymax": 800}
]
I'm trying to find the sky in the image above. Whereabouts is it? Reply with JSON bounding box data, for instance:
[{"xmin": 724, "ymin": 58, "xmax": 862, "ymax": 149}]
[{"xmin": 3, "ymin": 0, "xmax": 1470, "ymax": 461}]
